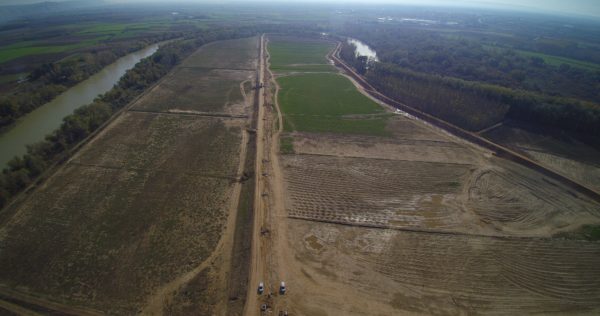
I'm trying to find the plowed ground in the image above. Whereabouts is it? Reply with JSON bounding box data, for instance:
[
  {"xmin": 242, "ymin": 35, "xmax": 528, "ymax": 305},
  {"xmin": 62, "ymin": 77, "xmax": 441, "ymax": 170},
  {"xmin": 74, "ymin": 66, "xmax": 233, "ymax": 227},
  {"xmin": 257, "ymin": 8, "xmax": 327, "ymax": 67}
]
[
  {"xmin": 271, "ymin": 37, "xmax": 600, "ymax": 315},
  {"xmin": 484, "ymin": 124, "xmax": 600, "ymax": 193}
]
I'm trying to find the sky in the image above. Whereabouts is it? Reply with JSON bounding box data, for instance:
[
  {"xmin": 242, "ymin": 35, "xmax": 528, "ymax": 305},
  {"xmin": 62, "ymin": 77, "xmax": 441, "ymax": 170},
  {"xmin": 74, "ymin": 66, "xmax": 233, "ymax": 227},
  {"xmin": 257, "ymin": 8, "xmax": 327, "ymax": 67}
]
[{"xmin": 0, "ymin": 0, "xmax": 598, "ymax": 18}]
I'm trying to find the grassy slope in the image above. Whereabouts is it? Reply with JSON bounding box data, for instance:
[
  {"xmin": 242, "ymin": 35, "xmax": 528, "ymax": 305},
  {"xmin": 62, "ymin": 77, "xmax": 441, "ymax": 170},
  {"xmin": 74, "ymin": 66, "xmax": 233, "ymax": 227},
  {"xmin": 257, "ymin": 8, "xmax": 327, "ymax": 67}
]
[{"xmin": 277, "ymin": 72, "xmax": 390, "ymax": 135}]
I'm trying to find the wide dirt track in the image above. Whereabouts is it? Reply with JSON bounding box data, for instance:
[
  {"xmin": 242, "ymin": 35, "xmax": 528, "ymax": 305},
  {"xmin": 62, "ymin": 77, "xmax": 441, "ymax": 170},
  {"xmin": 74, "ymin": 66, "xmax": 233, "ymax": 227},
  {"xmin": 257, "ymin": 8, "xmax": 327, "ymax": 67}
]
[
  {"xmin": 261, "ymin": 35, "xmax": 600, "ymax": 315},
  {"xmin": 0, "ymin": 37, "xmax": 259, "ymax": 315}
]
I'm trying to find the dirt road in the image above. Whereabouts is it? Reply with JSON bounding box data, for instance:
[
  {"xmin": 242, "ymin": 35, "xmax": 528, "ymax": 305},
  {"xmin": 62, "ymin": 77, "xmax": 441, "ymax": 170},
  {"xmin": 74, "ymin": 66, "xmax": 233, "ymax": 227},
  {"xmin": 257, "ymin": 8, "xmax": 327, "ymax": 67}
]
[
  {"xmin": 244, "ymin": 34, "xmax": 267, "ymax": 316},
  {"xmin": 244, "ymin": 33, "xmax": 295, "ymax": 316}
]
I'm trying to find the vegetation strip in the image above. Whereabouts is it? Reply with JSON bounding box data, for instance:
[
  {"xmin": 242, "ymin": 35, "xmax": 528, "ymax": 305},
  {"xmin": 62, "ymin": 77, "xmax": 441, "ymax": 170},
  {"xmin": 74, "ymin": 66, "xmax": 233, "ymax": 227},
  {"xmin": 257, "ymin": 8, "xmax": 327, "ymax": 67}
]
[
  {"xmin": 0, "ymin": 37, "xmax": 177, "ymax": 131},
  {"xmin": 68, "ymin": 162, "xmax": 240, "ymax": 180},
  {"xmin": 127, "ymin": 108, "xmax": 248, "ymax": 118}
]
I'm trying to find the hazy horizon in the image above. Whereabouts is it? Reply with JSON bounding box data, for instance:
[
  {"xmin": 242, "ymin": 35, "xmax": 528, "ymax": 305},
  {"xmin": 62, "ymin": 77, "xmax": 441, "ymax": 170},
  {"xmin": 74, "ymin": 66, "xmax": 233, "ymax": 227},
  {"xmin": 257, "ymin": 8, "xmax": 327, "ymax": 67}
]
[{"xmin": 0, "ymin": 0, "xmax": 598, "ymax": 18}]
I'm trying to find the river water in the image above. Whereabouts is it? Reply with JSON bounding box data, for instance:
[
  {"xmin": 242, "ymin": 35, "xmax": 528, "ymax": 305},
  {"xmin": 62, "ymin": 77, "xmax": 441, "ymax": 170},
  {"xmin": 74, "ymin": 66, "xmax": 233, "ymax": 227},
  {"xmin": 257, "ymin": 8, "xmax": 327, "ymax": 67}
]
[
  {"xmin": 0, "ymin": 43, "xmax": 159, "ymax": 168},
  {"xmin": 347, "ymin": 38, "xmax": 379, "ymax": 62}
]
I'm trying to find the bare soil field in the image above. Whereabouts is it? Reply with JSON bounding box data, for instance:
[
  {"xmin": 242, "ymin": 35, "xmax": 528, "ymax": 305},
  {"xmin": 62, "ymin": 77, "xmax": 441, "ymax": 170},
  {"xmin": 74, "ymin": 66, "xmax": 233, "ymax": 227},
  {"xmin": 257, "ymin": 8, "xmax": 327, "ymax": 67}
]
[
  {"xmin": 289, "ymin": 220, "xmax": 600, "ymax": 315},
  {"xmin": 0, "ymin": 36, "xmax": 258, "ymax": 315},
  {"xmin": 132, "ymin": 67, "xmax": 254, "ymax": 115},
  {"xmin": 484, "ymin": 124, "xmax": 600, "ymax": 193},
  {"xmin": 75, "ymin": 112, "xmax": 243, "ymax": 174},
  {"xmin": 181, "ymin": 36, "xmax": 258, "ymax": 70},
  {"xmin": 0, "ymin": 160, "xmax": 232, "ymax": 313},
  {"xmin": 278, "ymin": 118, "xmax": 600, "ymax": 315},
  {"xmin": 283, "ymin": 154, "xmax": 473, "ymax": 233},
  {"xmin": 266, "ymin": 36, "xmax": 600, "ymax": 315},
  {"xmin": 282, "ymin": 119, "xmax": 600, "ymax": 238},
  {"xmin": 290, "ymin": 116, "xmax": 481, "ymax": 165}
]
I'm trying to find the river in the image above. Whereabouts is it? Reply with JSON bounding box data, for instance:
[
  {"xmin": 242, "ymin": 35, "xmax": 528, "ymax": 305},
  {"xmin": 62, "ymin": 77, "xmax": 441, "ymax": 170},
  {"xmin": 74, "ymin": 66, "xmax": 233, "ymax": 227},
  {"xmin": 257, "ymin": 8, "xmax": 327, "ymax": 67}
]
[
  {"xmin": 347, "ymin": 38, "xmax": 379, "ymax": 62},
  {"xmin": 0, "ymin": 43, "xmax": 159, "ymax": 168}
]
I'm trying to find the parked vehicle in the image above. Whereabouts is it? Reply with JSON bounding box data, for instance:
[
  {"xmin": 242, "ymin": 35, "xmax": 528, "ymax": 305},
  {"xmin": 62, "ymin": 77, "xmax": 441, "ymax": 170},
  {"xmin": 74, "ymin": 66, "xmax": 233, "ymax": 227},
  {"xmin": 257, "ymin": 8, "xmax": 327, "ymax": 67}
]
[
  {"xmin": 258, "ymin": 282, "xmax": 264, "ymax": 295},
  {"xmin": 279, "ymin": 281, "xmax": 286, "ymax": 295}
]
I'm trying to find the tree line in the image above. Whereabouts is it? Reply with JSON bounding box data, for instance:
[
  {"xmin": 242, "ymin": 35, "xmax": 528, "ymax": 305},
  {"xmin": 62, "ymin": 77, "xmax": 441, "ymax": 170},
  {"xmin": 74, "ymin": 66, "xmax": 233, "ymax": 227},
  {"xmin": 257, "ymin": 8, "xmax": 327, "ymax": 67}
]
[
  {"xmin": 338, "ymin": 26, "xmax": 600, "ymax": 148},
  {"xmin": 342, "ymin": 27, "xmax": 600, "ymax": 104},
  {"xmin": 0, "ymin": 33, "xmax": 179, "ymax": 130}
]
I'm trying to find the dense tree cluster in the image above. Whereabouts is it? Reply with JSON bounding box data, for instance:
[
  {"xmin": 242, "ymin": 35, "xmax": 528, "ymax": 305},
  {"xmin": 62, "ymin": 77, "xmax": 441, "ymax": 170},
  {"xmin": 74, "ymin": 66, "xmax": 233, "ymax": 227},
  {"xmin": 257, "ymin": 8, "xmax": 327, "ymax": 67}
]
[
  {"xmin": 344, "ymin": 27, "xmax": 600, "ymax": 103},
  {"xmin": 339, "ymin": 25, "xmax": 600, "ymax": 148}
]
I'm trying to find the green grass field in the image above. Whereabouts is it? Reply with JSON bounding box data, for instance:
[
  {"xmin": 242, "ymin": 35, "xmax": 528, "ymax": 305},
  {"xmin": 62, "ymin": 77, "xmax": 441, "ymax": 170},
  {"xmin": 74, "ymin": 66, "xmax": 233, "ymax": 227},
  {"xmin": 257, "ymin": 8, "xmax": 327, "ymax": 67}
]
[
  {"xmin": 0, "ymin": 72, "xmax": 27, "ymax": 84},
  {"xmin": 278, "ymin": 73, "xmax": 383, "ymax": 116},
  {"xmin": 268, "ymin": 38, "xmax": 336, "ymax": 73},
  {"xmin": 0, "ymin": 37, "xmax": 107, "ymax": 64},
  {"xmin": 273, "ymin": 64, "xmax": 336, "ymax": 72},
  {"xmin": 277, "ymin": 72, "xmax": 390, "ymax": 135}
]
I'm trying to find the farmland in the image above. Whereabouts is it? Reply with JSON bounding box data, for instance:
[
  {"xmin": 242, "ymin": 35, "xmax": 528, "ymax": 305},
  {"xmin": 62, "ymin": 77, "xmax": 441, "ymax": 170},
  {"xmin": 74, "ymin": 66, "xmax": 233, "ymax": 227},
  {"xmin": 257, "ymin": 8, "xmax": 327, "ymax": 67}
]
[
  {"xmin": 262, "ymin": 35, "xmax": 600, "ymax": 315},
  {"xmin": 267, "ymin": 37, "xmax": 336, "ymax": 73},
  {"xmin": 132, "ymin": 67, "xmax": 252, "ymax": 115},
  {"xmin": 0, "ymin": 37, "xmax": 258, "ymax": 314},
  {"xmin": 276, "ymin": 65, "xmax": 388, "ymax": 135},
  {"xmin": 0, "ymin": 18, "xmax": 186, "ymax": 76},
  {"xmin": 268, "ymin": 38, "xmax": 390, "ymax": 137}
]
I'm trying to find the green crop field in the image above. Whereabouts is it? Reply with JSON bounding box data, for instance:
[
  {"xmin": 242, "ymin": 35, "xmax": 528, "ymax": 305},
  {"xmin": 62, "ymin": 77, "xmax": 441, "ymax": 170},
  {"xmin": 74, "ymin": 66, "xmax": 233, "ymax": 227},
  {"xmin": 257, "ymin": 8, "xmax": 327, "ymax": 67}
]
[
  {"xmin": 278, "ymin": 73, "xmax": 383, "ymax": 116},
  {"xmin": 0, "ymin": 38, "xmax": 105, "ymax": 63},
  {"xmin": 277, "ymin": 72, "xmax": 390, "ymax": 135},
  {"xmin": 268, "ymin": 38, "xmax": 336, "ymax": 72}
]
